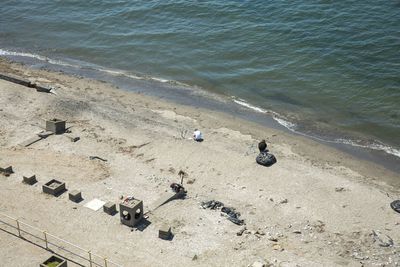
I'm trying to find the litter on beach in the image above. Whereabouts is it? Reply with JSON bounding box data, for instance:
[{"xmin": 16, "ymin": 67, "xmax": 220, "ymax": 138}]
[{"xmin": 84, "ymin": 198, "xmax": 106, "ymax": 211}]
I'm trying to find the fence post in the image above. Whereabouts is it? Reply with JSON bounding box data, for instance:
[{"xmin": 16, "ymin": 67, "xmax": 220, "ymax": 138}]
[
  {"xmin": 104, "ymin": 258, "xmax": 108, "ymax": 267},
  {"xmin": 43, "ymin": 231, "xmax": 48, "ymax": 250},
  {"xmin": 88, "ymin": 250, "xmax": 93, "ymax": 267},
  {"xmin": 15, "ymin": 219, "xmax": 21, "ymax": 237}
]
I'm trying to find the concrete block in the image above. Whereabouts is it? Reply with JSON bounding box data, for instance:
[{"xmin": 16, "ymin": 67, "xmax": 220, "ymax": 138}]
[
  {"xmin": 0, "ymin": 166, "xmax": 14, "ymax": 176},
  {"xmin": 103, "ymin": 201, "xmax": 117, "ymax": 215},
  {"xmin": 46, "ymin": 119, "xmax": 66, "ymax": 134},
  {"xmin": 40, "ymin": 254, "xmax": 67, "ymax": 267},
  {"xmin": 119, "ymin": 198, "xmax": 143, "ymax": 227},
  {"xmin": 159, "ymin": 225, "xmax": 172, "ymax": 240},
  {"xmin": 68, "ymin": 190, "xmax": 82, "ymax": 202},
  {"xmin": 23, "ymin": 174, "xmax": 37, "ymax": 185},
  {"xmin": 42, "ymin": 179, "xmax": 66, "ymax": 196}
]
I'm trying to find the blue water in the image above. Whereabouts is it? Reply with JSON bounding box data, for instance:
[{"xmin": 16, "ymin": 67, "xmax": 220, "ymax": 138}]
[{"xmin": 1, "ymin": 1, "xmax": 400, "ymax": 158}]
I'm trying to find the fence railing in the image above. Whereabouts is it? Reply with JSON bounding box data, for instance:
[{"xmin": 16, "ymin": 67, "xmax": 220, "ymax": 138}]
[{"xmin": 0, "ymin": 212, "xmax": 123, "ymax": 267}]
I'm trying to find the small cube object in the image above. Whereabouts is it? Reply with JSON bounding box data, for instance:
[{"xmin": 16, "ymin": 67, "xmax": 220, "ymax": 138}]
[
  {"xmin": 23, "ymin": 174, "xmax": 37, "ymax": 185},
  {"xmin": 40, "ymin": 254, "xmax": 67, "ymax": 267},
  {"xmin": 42, "ymin": 179, "xmax": 66, "ymax": 196},
  {"xmin": 46, "ymin": 119, "xmax": 66, "ymax": 134},
  {"xmin": 0, "ymin": 166, "xmax": 14, "ymax": 176},
  {"xmin": 119, "ymin": 198, "xmax": 143, "ymax": 227},
  {"xmin": 159, "ymin": 225, "xmax": 172, "ymax": 240},
  {"xmin": 103, "ymin": 201, "xmax": 117, "ymax": 215},
  {"xmin": 68, "ymin": 190, "xmax": 82, "ymax": 202}
]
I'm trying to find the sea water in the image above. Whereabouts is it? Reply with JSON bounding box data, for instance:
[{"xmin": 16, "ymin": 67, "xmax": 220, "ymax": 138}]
[{"xmin": 1, "ymin": 1, "xmax": 399, "ymax": 162}]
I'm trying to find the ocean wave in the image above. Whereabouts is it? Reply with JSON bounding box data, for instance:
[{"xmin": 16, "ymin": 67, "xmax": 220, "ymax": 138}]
[
  {"xmin": 0, "ymin": 48, "xmax": 176, "ymax": 85},
  {"xmin": 232, "ymin": 97, "xmax": 400, "ymax": 158}
]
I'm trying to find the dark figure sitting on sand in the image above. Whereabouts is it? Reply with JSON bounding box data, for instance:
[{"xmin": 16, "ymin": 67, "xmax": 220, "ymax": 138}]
[
  {"xmin": 258, "ymin": 139, "xmax": 268, "ymax": 153},
  {"xmin": 256, "ymin": 140, "xmax": 276, "ymax": 167}
]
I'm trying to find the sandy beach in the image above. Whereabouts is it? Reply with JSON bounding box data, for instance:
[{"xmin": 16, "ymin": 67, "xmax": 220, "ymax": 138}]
[{"xmin": 0, "ymin": 58, "xmax": 399, "ymax": 266}]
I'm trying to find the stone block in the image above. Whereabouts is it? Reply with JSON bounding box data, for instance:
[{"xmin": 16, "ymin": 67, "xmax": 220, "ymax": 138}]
[
  {"xmin": 119, "ymin": 198, "xmax": 143, "ymax": 227},
  {"xmin": 103, "ymin": 201, "xmax": 117, "ymax": 215},
  {"xmin": 23, "ymin": 174, "xmax": 37, "ymax": 185},
  {"xmin": 40, "ymin": 254, "xmax": 67, "ymax": 267},
  {"xmin": 46, "ymin": 119, "xmax": 66, "ymax": 134},
  {"xmin": 42, "ymin": 179, "xmax": 66, "ymax": 196},
  {"xmin": 159, "ymin": 225, "xmax": 172, "ymax": 240},
  {"xmin": 68, "ymin": 190, "xmax": 82, "ymax": 202},
  {"xmin": 0, "ymin": 166, "xmax": 14, "ymax": 176}
]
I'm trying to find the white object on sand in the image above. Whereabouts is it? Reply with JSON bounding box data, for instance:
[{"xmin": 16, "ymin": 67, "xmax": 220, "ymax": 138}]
[
  {"xmin": 193, "ymin": 129, "xmax": 203, "ymax": 141},
  {"xmin": 84, "ymin": 198, "xmax": 106, "ymax": 211}
]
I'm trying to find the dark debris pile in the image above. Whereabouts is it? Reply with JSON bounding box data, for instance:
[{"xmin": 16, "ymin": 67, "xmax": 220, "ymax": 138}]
[{"xmin": 201, "ymin": 200, "xmax": 244, "ymax": 225}]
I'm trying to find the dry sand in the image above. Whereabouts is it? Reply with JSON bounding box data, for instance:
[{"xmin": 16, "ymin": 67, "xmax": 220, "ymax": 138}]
[{"xmin": 0, "ymin": 58, "xmax": 399, "ymax": 267}]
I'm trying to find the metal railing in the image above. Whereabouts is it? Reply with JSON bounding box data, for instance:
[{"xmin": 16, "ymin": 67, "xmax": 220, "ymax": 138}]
[{"xmin": 0, "ymin": 212, "xmax": 123, "ymax": 267}]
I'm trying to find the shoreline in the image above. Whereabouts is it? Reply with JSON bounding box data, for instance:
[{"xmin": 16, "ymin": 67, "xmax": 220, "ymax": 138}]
[
  {"xmin": 1, "ymin": 54, "xmax": 399, "ymax": 180},
  {"xmin": 0, "ymin": 58, "xmax": 399, "ymax": 266}
]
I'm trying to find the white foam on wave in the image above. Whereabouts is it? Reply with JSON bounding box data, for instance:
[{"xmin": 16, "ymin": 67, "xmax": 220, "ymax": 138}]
[
  {"xmin": 232, "ymin": 97, "xmax": 400, "ymax": 159},
  {"xmin": 0, "ymin": 48, "xmax": 80, "ymax": 69},
  {"xmin": 232, "ymin": 97, "xmax": 296, "ymax": 130},
  {"xmin": 334, "ymin": 139, "xmax": 400, "ymax": 158},
  {"xmin": 0, "ymin": 48, "xmax": 173, "ymax": 84}
]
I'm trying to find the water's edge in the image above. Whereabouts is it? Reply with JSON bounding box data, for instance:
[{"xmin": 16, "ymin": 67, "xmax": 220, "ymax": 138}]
[{"xmin": 1, "ymin": 51, "xmax": 399, "ymax": 176}]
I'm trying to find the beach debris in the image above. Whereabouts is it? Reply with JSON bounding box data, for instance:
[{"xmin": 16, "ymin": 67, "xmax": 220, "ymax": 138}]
[
  {"xmin": 158, "ymin": 224, "xmax": 172, "ymax": 240},
  {"xmin": 390, "ymin": 200, "xmax": 400, "ymax": 213},
  {"xmin": 65, "ymin": 135, "xmax": 80, "ymax": 142},
  {"xmin": 193, "ymin": 129, "xmax": 203, "ymax": 142},
  {"xmin": 256, "ymin": 152, "xmax": 277, "ymax": 167},
  {"xmin": 89, "ymin": 156, "xmax": 108, "ymax": 162},
  {"xmin": 0, "ymin": 73, "xmax": 53, "ymax": 93},
  {"xmin": 46, "ymin": 118, "xmax": 66, "ymax": 134},
  {"xmin": 0, "ymin": 166, "xmax": 14, "ymax": 176},
  {"xmin": 192, "ymin": 255, "xmax": 198, "ymax": 261},
  {"xmin": 272, "ymin": 244, "xmax": 284, "ymax": 251},
  {"xmin": 279, "ymin": 199, "xmax": 288, "ymax": 204},
  {"xmin": 170, "ymin": 182, "xmax": 186, "ymax": 194},
  {"xmin": 371, "ymin": 230, "xmax": 394, "ymax": 247},
  {"xmin": 335, "ymin": 187, "xmax": 346, "ymax": 192},
  {"xmin": 201, "ymin": 200, "xmax": 223, "ymax": 210},
  {"xmin": 237, "ymin": 226, "xmax": 247, "ymax": 236},
  {"xmin": 23, "ymin": 174, "xmax": 37, "ymax": 185},
  {"xmin": 201, "ymin": 200, "xmax": 245, "ymax": 225},
  {"xmin": 68, "ymin": 190, "xmax": 83, "ymax": 203}
]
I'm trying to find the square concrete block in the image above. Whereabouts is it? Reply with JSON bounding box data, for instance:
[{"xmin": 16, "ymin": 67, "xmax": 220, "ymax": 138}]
[
  {"xmin": 68, "ymin": 190, "xmax": 82, "ymax": 202},
  {"xmin": 0, "ymin": 166, "xmax": 14, "ymax": 176},
  {"xmin": 42, "ymin": 179, "xmax": 66, "ymax": 196},
  {"xmin": 46, "ymin": 119, "xmax": 66, "ymax": 134},
  {"xmin": 103, "ymin": 201, "xmax": 117, "ymax": 215},
  {"xmin": 23, "ymin": 174, "xmax": 37, "ymax": 185},
  {"xmin": 40, "ymin": 254, "xmax": 67, "ymax": 267},
  {"xmin": 119, "ymin": 198, "xmax": 143, "ymax": 227},
  {"xmin": 159, "ymin": 225, "xmax": 172, "ymax": 240}
]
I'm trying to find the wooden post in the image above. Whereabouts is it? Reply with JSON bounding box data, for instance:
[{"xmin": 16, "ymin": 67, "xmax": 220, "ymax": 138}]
[
  {"xmin": 16, "ymin": 219, "xmax": 21, "ymax": 237},
  {"xmin": 104, "ymin": 258, "xmax": 108, "ymax": 267},
  {"xmin": 88, "ymin": 251, "xmax": 93, "ymax": 267},
  {"xmin": 43, "ymin": 231, "xmax": 48, "ymax": 249}
]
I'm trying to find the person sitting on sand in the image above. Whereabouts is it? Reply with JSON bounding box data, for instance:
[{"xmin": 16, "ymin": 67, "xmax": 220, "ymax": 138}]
[
  {"xmin": 193, "ymin": 129, "xmax": 203, "ymax": 142},
  {"xmin": 256, "ymin": 139, "xmax": 276, "ymax": 167},
  {"xmin": 258, "ymin": 139, "xmax": 268, "ymax": 152}
]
